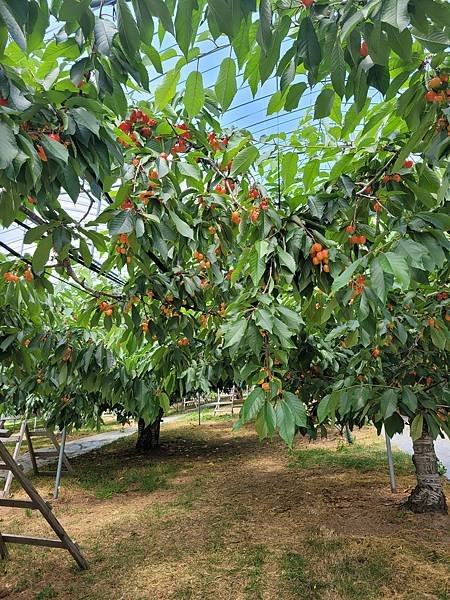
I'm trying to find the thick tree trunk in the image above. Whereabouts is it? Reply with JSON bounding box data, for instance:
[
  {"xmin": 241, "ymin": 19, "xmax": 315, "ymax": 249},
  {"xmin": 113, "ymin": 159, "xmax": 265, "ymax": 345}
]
[
  {"xmin": 136, "ymin": 409, "xmax": 163, "ymax": 452},
  {"xmin": 405, "ymin": 430, "xmax": 447, "ymax": 514}
]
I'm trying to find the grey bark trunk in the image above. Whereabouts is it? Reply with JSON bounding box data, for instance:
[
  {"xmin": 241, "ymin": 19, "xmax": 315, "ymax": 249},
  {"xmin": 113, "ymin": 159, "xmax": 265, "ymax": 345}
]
[
  {"xmin": 136, "ymin": 409, "xmax": 163, "ymax": 452},
  {"xmin": 405, "ymin": 430, "xmax": 447, "ymax": 514}
]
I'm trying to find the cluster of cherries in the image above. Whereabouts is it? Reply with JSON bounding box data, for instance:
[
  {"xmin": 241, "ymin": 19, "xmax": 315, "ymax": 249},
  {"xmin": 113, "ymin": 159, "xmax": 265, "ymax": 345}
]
[
  {"xmin": 309, "ymin": 243, "xmax": 329, "ymax": 272},
  {"xmin": 424, "ymin": 74, "xmax": 450, "ymax": 104},
  {"xmin": 436, "ymin": 292, "xmax": 449, "ymax": 301},
  {"xmin": 208, "ymin": 132, "xmax": 228, "ymax": 152},
  {"xmin": 99, "ymin": 301, "xmax": 114, "ymax": 317},
  {"xmin": 3, "ymin": 269, "xmax": 33, "ymax": 283},
  {"xmin": 193, "ymin": 250, "xmax": 211, "ymax": 270},
  {"xmin": 349, "ymin": 275, "xmax": 366, "ymax": 299},
  {"xmin": 118, "ymin": 110, "xmax": 157, "ymax": 147},
  {"xmin": 345, "ymin": 225, "xmax": 366, "ymax": 246}
]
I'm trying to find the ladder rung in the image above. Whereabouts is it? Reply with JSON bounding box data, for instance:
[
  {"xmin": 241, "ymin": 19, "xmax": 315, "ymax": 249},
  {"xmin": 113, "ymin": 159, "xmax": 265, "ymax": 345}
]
[
  {"xmin": 33, "ymin": 450, "xmax": 60, "ymax": 458},
  {"xmin": 2, "ymin": 534, "xmax": 65, "ymax": 549},
  {"xmin": 0, "ymin": 429, "xmax": 12, "ymax": 438},
  {"xmin": 0, "ymin": 498, "xmax": 38, "ymax": 509},
  {"xmin": 0, "ymin": 463, "xmax": 13, "ymax": 471},
  {"xmin": 27, "ymin": 429, "xmax": 49, "ymax": 437}
]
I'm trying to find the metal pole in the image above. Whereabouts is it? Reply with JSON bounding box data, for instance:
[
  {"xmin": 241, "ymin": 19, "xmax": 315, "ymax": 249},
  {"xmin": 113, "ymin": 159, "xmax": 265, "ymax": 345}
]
[
  {"xmin": 198, "ymin": 394, "xmax": 201, "ymax": 426},
  {"xmin": 53, "ymin": 428, "xmax": 67, "ymax": 500},
  {"xmin": 385, "ymin": 431, "xmax": 397, "ymax": 493}
]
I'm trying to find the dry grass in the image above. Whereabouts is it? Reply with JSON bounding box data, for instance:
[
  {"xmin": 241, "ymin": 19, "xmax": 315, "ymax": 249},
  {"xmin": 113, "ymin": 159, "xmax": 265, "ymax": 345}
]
[{"xmin": 1, "ymin": 416, "xmax": 449, "ymax": 600}]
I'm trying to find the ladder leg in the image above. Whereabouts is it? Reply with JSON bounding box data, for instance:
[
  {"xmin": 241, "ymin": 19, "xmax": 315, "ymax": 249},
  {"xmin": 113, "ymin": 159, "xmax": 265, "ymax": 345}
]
[
  {"xmin": 0, "ymin": 532, "xmax": 8, "ymax": 559},
  {"xmin": 2, "ymin": 418, "xmax": 27, "ymax": 498},
  {"xmin": 24, "ymin": 424, "xmax": 39, "ymax": 476}
]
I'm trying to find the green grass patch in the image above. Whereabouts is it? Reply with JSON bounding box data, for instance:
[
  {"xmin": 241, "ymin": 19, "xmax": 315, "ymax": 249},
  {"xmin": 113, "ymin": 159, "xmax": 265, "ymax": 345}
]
[
  {"xmin": 240, "ymin": 545, "xmax": 267, "ymax": 599},
  {"xmin": 279, "ymin": 530, "xmax": 392, "ymax": 600},
  {"xmin": 289, "ymin": 442, "xmax": 414, "ymax": 475},
  {"xmin": 72, "ymin": 449, "xmax": 182, "ymax": 499},
  {"xmin": 175, "ymin": 408, "xmax": 234, "ymax": 423}
]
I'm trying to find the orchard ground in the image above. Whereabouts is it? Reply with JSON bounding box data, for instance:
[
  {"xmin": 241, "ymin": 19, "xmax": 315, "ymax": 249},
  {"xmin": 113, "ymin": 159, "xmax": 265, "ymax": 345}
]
[{"xmin": 1, "ymin": 413, "xmax": 449, "ymax": 600}]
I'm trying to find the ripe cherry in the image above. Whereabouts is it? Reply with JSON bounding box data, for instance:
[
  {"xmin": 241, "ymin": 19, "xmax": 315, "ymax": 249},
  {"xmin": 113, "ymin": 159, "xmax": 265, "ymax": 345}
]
[
  {"xmin": 359, "ymin": 41, "xmax": 369, "ymax": 58},
  {"xmin": 346, "ymin": 225, "xmax": 355, "ymax": 235},
  {"xmin": 403, "ymin": 160, "xmax": 414, "ymax": 168},
  {"xmin": 231, "ymin": 211, "xmax": 241, "ymax": 225},
  {"xmin": 160, "ymin": 152, "xmax": 168, "ymax": 159},
  {"xmin": 371, "ymin": 347, "xmax": 381, "ymax": 358}
]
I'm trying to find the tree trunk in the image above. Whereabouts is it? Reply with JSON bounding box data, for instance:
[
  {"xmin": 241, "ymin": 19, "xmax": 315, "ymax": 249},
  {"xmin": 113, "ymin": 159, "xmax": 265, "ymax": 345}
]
[
  {"xmin": 136, "ymin": 409, "xmax": 163, "ymax": 452},
  {"xmin": 405, "ymin": 430, "xmax": 447, "ymax": 514}
]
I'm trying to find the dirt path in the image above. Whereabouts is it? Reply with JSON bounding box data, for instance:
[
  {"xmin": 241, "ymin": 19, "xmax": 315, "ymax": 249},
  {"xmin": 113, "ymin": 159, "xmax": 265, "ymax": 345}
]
[{"xmin": 1, "ymin": 418, "xmax": 449, "ymax": 600}]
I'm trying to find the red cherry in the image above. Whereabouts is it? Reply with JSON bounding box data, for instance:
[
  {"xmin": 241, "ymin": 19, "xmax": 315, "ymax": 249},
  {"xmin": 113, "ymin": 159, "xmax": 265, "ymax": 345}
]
[
  {"xmin": 141, "ymin": 127, "xmax": 151, "ymax": 138},
  {"xmin": 403, "ymin": 160, "xmax": 414, "ymax": 168},
  {"xmin": 0, "ymin": 98, "xmax": 8, "ymax": 106},
  {"xmin": 47, "ymin": 133, "xmax": 61, "ymax": 143},
  {"xmin": 301, "ymin": 0, "xmax": 315, "ymax": 6},
  {"xmin": 359, "ymin": 41, "xmax": 368, "ymax": 57},
  {"xmin": 160, "ymin": 152, "xmax": 168, "ymax": 159}
]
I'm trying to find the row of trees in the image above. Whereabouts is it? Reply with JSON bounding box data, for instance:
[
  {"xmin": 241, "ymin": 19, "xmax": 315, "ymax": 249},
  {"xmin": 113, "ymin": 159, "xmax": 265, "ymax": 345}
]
[{"xmin": 0, "ymin": 0, "xmax": 448, "ymax": 512}]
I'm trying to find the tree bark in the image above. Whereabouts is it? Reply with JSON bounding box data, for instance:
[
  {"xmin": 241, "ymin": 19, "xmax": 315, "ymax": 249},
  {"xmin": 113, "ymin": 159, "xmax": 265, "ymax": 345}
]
[
  {"xmin": 405, "ymin": 430, "xmax": 447, "ymax": 514},
  {"xmin": 136, "ymin": 409, "xmax": 163, "ymax": 452}
]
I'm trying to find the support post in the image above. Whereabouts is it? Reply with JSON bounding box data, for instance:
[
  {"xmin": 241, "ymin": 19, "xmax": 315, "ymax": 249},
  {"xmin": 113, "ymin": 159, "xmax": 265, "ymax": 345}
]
[
  {"xmin": 53, "ymin": 428, "xmax": 67, "ymax": 500},
  {"xmin": 2, "ymin": 417, "xmax": 27, "ymax": 498},
  {"xmin": 385, "ymin": 431, "xmax": 397, "ymax": 493}
]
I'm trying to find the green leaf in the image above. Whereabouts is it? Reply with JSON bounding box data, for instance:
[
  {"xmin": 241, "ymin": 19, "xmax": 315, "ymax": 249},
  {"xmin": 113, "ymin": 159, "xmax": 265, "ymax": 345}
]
[
  {"xmin": 32, "ymin": 235, "xmax": 53, "ymax": 273},
  {"xmin": 24, "ymin": 223, "xmax": 51, "ymax": 244},
  {"xmin": 284, "ymin": 82, "xmax": 307, "ymax": 111},
  {"xmin": 223, "ymin": 318, "xmax": 248, "ymax": 349},
  {"xmin": 296, "ymin": 16, "xmax": 321, "ymax": 73},
  {"xmin": 430, "ymin": 327, "xmax": 446, "ymax": 350},
  {"xmin": 370, "ymin": 258, "xmax": 387, "ymax": 302},
  {"xmin": 241, "ymin": 387, "xmax": 265, "ymax": 422},
  {"xmin": 276, "ymin": 399, "xmax": 296, "ymax": 446},
  {"xmin": 155, "ymin": 69, "xmax": 180, "ymax": 110},
  {"xmin": 108, "ymin": 211, "xmax": 134, "ymax": 235},
  {"xmin": 184, "ymin": 70, "xmax": 205, "ymax": 118},
  {"xmin": 170, "ymin": 211, "xmax": 194, "ymax": 239},
  {"xmin": 71, "ymin": 107, "xmax": 100, "ymax": 136},
  {"xmin": 215, "ymin": 57, "xmax": 237, "ymax": 111},
  {"xmin": 283, "ymin": 391, "xmax": 307, "ymax": 427},
  {"xmin": 330, "ymin": 39, "xmax": 346, "ymax": 98},
  {"xmin": 379, "ymin": 389, "xmax": 398, "ymax": 419},
  {"xmin": 402, "ymin": 388, "xmax": 417, "ymax": 413},
  {"xmin": 0, "ymin": 0, "xmax": 26, "ymax": 51},
  {"xmin": 93, "ymin": 17, "xmax": 117, "ymax": 56},
  {"xmin": 0, "ymin": 122, "xmax": 19, "ymax": 169},
  {"xmin": 147, "ymin": 0, "xmax": 174, "ymax": 34},
  {"xmin": 303, "ymin": 159, "xmax": 320, "ymax": 191},
  {"xmin": 314, "ymin": 88, "xmax": 335, "ymax": 119},
  {"xmin": 175, "ymin": 0, "xmax": 195, "ymax": 56},
  {"xmin": 249, "ymin": 240, "xmax": 269, "ymax": 285},
  {"xmin": 410, "ymin": 414, "xmax": 423, "ymax": 441},
  {"xmin": 367, "ymin": 64, "xmax": 390, "ymax": 94},
  {"xmin": 39, "ymin": 135, "xmax": 69, "ymax": 164},
  {"xmin": 257, "ymin": 0, "xmax": 272, "ymax": 53},
  {"xmin": 117, "ymin": 0, "xmax": 140, "ymax": 56},
  {"xmin": 380, "ymin": 0, "xmax": 410, "ymax": 32},
  {"xmin": 378, "ymin": 252, "xmax": 410, "ymax": 289},
  {"xmin": 230, "ymin": 145, "xmax": 259, "ymax": 176},
  {"xmin": 281, "ymin": 152, "xmax": 297, "ymax": 188}
]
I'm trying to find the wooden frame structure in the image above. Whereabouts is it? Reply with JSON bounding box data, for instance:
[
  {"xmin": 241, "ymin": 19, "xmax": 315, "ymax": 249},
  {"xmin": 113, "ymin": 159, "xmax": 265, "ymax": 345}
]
[
  {"xmin": 0, "ymin": 429, "xmax": 88, "ymax": 569},
  {"xmin": 0, "ymin": 420, "xmax": 72, "ymax": 500},
  {"xmin": 213, "ymin": 387, "xmax": 243, "ymax": 416}
]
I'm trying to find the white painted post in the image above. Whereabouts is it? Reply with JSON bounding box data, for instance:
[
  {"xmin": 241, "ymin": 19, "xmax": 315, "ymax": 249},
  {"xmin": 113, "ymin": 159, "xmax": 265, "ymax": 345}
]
[{"xmin": 385, "ymin": 431, "xmax": 397, "ymax": 493}]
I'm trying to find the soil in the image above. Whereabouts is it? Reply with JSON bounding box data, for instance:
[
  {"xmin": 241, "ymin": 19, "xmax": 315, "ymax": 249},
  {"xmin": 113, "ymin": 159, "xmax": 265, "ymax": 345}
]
[{"xmin": 0, "ymin": 418, "xmax": 449, "ymax": 600}]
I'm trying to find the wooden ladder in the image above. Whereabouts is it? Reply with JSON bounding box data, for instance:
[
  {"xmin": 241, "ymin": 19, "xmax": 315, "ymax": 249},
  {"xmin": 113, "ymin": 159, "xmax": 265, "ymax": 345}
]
[
  {"xmin": 24, "ymin": 424, "xmax": 73, "ymax": 500},
  {"xmin": 0, "ymin": 429, "xmax": 88, "ymax": 569}
]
